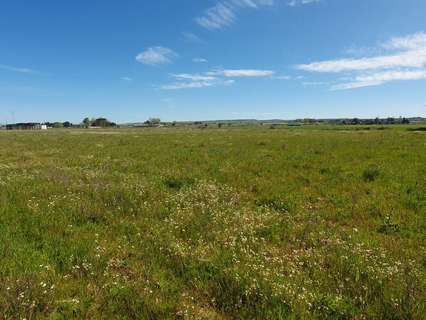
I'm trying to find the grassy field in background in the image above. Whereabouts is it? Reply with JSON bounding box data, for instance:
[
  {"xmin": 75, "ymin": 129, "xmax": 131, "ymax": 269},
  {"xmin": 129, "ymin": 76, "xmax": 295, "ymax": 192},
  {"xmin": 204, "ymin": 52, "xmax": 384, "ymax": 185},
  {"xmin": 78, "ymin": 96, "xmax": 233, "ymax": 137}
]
[{"xmin": 0, "ymin": 125, "xmax": 425, "ymax": 319}]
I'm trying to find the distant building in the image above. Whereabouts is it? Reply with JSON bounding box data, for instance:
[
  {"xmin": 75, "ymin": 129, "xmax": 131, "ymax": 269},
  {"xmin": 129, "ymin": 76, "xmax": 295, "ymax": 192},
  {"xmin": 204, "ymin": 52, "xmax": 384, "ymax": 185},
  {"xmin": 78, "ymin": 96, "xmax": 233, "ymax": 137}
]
[{"xmin": 6, "ymin": 123, "xmax": 47, "ymax": 130}]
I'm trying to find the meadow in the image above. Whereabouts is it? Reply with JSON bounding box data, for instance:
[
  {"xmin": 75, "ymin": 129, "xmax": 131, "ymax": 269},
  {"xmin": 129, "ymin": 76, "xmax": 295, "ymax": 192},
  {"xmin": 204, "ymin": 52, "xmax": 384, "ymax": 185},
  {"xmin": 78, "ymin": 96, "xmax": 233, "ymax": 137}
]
[{"xmin": 0, "ymin": 125, "xmax": 425, "ymax": 319}]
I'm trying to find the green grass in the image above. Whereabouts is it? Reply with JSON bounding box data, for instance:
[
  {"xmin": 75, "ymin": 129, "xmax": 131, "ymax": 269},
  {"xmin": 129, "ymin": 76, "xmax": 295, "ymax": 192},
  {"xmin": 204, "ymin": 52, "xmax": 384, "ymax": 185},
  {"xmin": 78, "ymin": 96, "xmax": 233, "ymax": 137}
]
[{"xmin": 0, "ymin": 126, "xmax": 425, "ymax": 319}]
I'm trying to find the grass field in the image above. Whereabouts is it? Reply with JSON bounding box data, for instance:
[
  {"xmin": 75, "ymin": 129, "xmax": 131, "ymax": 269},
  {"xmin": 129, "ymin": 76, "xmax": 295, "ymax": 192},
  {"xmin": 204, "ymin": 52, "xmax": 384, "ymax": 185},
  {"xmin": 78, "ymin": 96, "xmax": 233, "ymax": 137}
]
[{"xmin": 0, "ymin": 125, "xmax": 425, "ymax": 319}]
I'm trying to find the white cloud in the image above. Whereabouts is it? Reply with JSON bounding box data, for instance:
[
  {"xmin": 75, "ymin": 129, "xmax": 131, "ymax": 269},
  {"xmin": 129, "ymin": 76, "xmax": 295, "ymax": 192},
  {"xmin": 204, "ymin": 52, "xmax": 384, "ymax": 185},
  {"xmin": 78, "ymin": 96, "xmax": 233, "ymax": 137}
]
[
  {"xmin": 331, "ymin": 81, "xmax": 383, "ymax": 91},
  {"xmin": 162, "ymin": 81, "xmax": 215, "ymax": 90},
  {"xmin": 357, "ymin": 69, "xmax": 426, "ymax": 82},
  {"xmin": 121, "ymin": 77, "xmax": 132, "ymax": 81},
  {"xmin": 196, "ymin": 0, "xmax": 274, "ymax": 30},
  {"xmin": 207, "ymin": 69, "xmax": 275, "ymax": 77},
  {"xmin": 193, "ymin": 58, "xmax": 208, "ymax": 63},
  {"xmin": 162, "ymin": 78, "xmax": 234, "ymax": 90},
  {"xmin": 162, "ymin": 68, "xmax": 275, "ymax": 90},
  {"xmin": 333, "ymin": 69, "xmax": 426, "ymax": 90},
  {"xmin": 297, "ymin": 32, "xmax": 426, "ymax": 90},
  {"xmin": 196, "ymin": 2, "xmax": 236, "ymax": 30},
  {"xmin": 172, "ymin": 74, "xmax": 216, "ymax": 82},
  {"xmin": 297, "ymin": 49, "xmax": 426, "ymax": 72},
  {"xmin": 0, "ymin": 64, "xmax": 39, "ymax": 74},
  {"xmin": 383, "ymin": 32, "xmax": 426, "ymax": 51},
  {"xmin": 136, "ymin": 47, "xmax": 177, "ymax": 66},
  {"xmin": 287, "ymin": 0, "xmax": 320, "ymax": 7}
]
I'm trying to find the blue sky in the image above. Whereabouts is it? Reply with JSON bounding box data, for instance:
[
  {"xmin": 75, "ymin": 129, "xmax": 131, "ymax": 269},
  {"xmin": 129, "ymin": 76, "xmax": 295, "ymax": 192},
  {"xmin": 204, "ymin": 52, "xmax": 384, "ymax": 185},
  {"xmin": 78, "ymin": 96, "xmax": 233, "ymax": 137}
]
[{"xmin": 1, "ymin": 0, "xmax": 426, "ymax": 123}]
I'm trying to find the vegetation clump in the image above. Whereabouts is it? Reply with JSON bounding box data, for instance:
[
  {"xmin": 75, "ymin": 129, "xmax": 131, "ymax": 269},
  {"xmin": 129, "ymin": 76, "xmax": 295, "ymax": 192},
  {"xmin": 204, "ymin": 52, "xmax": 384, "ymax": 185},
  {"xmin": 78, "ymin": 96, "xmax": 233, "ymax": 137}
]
[{"xmin": 362, "ymin": 166, "xmax": 380, "ymax": 182}]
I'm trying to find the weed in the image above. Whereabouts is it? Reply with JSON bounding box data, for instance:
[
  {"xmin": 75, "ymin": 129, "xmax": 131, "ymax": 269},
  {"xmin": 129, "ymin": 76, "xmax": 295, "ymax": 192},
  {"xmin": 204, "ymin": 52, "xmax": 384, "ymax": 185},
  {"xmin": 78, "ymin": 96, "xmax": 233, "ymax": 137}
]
[{"xmin": 362, "ymin": 166, "xmax": 380, "ymax": 182}]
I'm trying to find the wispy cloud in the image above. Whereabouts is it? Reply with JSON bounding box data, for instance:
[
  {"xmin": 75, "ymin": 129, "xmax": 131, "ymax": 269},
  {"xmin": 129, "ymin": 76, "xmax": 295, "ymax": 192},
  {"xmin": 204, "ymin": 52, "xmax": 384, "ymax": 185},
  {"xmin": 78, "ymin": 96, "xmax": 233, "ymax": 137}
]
[
  {"xmin": 196, "ymin": 2, "xmax": 236, "ymax": 30},
  {"xmin": 136, "ymin": 47, "xmax": 178, "ymax": 66},
  {"xmin": 193, "ymin": 58, "xmax": 208, "ymax": 63},
  {"xmin": 331, "ymin": 81, "xmax": 383, "ymax": 91},
  {"xmin": 182, "ymin": 32, "xmax": 205, "ymax": 44},
  {"xmin": 120, "ymin": 77, "xmax": 133, "ymax": 81},
  {"xmin": 297, "ymin": 50, "xmax": 426, "ymax": 73},
  {"xmin": 274, "ymin": 75, "xmax": 292, "ymax": 80},
  {"xmin": 207, "ymin": 69, "xmax": 275, "ymax": 77},
  {"xmin": 162, "ymin": 81, "xmax": 215, "ymax": 90},
  {"xmin": 196, "ymin": 0, "xmax": 274, "ymax": 30},
  {"xmin": 161, "ymin": 68, "xmax": 274, "ymax": 90},
  {"xmin": 302, "ymin": 81, "xmax": 327, "ymax": 86},
  {"xmin": 287, "ymin": 0, "xmax": 320, "ymax": 7},
  {"xmin": 331, "ymin": 69, "xmax": 426, "ymax": 90},
  {"xmin": 172, "ymin": 74, "xmax": 216, "ymax": 82},
  {"xmin": 356, "ymin": 69, "xmax": 426, "ymax": 82},
  {"xmin": 162, "ymin": 78, "xmax": 234, "ymax": 90},
  {"xmin": 297, "ymin": 32, "xmax": 426, "ymax": 90},
  {"xmin": 382, "ymin": 32, "xmax": 426, "ymax": 50},
  {"xmin": 0, "ymin": 64, "xmax": 41, "ymax": 74}
]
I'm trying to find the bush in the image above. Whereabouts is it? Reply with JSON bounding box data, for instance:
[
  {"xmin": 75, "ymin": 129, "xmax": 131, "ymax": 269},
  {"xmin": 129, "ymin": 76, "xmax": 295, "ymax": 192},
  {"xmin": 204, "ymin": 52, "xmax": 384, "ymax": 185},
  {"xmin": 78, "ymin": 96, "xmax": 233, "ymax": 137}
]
[
  {"xmin": 377, "ymin": 215, "xmax": 400, "ymax": 234},
  {"xmin": 163, "ymin": 176, "xmax": 194, "ymax": 190},
  {"xmin": 362, "ymin": 167, "xmax": 380, "ymax": 182}
]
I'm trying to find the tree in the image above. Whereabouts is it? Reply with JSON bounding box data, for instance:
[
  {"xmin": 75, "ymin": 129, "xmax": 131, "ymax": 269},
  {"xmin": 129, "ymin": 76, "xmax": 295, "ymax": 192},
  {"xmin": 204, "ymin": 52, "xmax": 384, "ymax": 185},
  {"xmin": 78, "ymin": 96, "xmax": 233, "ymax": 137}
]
[
  {"xmin": 386, "ymin": 117, "xmax": 395, "ymax": 125},
  {"xmin": 149, "ymin": 118, "xmax": 161, "ymax": 125},
  {"xmin": 351, "ymin": 118, "xmax": 360, "ymax": 125},
  {"xmin": 63, "ymin": 121, "xmax": 72, "ymax": 128},
  {"xmin": 92, "ymin": 118, "xmax": 116, "ymax": 127},
  {"xmin": 82, "ymin": 117, "xmax": 91, "ymax": 128},
  {"xmin": 144, "ymin": 118, "xmax": 161, "ymax": 126}
]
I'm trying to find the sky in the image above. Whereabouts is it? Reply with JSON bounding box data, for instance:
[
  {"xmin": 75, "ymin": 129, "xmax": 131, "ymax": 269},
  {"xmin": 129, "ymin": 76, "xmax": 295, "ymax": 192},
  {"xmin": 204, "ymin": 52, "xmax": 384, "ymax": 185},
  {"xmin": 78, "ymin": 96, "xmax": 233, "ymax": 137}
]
[{"xmin": 1, "ymin": 0, "xmax": 426, "ymax": 123}]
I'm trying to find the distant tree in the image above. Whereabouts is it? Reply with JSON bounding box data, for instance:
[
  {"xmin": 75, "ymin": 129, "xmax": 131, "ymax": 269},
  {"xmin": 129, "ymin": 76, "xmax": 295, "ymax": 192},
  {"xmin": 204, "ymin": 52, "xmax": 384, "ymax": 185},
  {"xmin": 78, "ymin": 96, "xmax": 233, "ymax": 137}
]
[
  {"xmin": 150, "ymin": 118, "xmax": 161, "ymax": 125},
  {"xmin": 92, "ymin": 118, "xmax": 116, "ymax": 127},
  {"xmin": 401, "ymin": 117, "xmax": 410, "ymax": 124},
  {"xmin": 386, "ymin": 117, "xmax": 395, "ymax": 125},
  {"xmin": 144, "ymin": 118, "xmax": 161, "ymax": 126},
  {"xmin": 92, "ymin": 118, "xmax": 107, "ymax": 127},
  {"xmin": 351, "ymin": 118, "xmax": 360, "ymax": 125},
  {"xmin": 303, "ymin": 118, "xmax": 315, "ymax": 124},
  {"xmin": 53, "ymin": 122, "xmax": 63, "ymax": 128},
  {"xmin": 82, "ymin": 117, "xmax": 91, "ymax": 128},
  {"xmin": 63, "ymin": 121, "xmax": 72, "ymax": 128}
]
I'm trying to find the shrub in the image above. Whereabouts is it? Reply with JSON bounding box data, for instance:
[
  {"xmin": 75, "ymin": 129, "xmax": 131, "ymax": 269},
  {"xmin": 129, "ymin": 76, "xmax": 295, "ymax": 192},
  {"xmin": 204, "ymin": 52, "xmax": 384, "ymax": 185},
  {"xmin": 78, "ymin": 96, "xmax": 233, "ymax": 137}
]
[
  {"xmin": 362, "ymin": 167, "xmax": 380, "ymax": 182},
  {"xmin": 163, "ymin": 176, "xmax": 194, "ymax": 190},
  {"xmin": 377, "ymin": 215, "xmax": 400, "ymax": 234}
]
